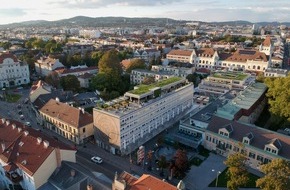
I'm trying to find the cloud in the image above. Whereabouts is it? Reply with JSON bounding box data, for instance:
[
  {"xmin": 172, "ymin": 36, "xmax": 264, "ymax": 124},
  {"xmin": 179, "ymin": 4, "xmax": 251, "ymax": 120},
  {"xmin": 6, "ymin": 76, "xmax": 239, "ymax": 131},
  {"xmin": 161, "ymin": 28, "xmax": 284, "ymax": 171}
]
[
  {"xmin": 0, "ymin": 9, "xmax": 26, "ymax": 17},
  {"xmin": 53, "ymin": 0, "xmax": 184, "ymax": 8}
]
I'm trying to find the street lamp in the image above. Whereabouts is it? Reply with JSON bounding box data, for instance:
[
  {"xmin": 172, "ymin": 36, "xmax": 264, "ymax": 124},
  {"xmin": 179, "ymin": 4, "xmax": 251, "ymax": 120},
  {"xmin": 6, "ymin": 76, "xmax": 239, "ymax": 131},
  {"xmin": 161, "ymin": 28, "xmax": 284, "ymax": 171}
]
[{"xmin": 212, "ymin": 169, "xmax": 221, "ymax": 187}]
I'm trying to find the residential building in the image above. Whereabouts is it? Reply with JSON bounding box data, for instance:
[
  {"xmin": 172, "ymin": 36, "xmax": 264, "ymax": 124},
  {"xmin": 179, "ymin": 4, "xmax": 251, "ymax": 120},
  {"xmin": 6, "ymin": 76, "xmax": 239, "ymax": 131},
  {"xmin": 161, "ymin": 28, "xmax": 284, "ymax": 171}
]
[
  {"xmin": 112, "ymin": 171, "xmax": 185, "ymax": 190},
  {"xmin": 62, "ymin": 43, "xmax": 95, "ymax": 55},
  {"xmin": 39, "ymin": 99, "xmax": 94, "ymax": 144},
  {"xmin": 77, "ymin": 73, "xmax": 94, "ymax": 88},
  {"xmin": 94, "ymin": 77, "xmax": 193, "ymax": 155},
  {"xmin": 264, "ymin": 68, "xmax": 288, "ymax": 77},
  {"xmin": 35, "ymin": 56, "xmax": 65, "ymax": 76},
  {"xmin": 29, "ymin": 80, "xmax": 52, "ymax": 103},
  {"xmin": 204, "ymin": 115, "xmax": 290, "ymax": 170},
  {"xmin": 133, "ymin": 49, "xmax": 161, "ymax": 63},
  {"xmin": 198, "ymin": 71, "xmax": 253, "ymax": 95},
  {"xmin": 166, "ymin": 49, "xmax": 195, "ymax": 63},
  {"xmin": 194, "ymin": 48, "xmax": 219, "ymax": 69},
  {"xmin": 0, "ymin": 117, "xmax": 76, "ymax": 190},
  {"xmin": 0, "ymin": 52, "xmax": 30, "ymax": 88}
]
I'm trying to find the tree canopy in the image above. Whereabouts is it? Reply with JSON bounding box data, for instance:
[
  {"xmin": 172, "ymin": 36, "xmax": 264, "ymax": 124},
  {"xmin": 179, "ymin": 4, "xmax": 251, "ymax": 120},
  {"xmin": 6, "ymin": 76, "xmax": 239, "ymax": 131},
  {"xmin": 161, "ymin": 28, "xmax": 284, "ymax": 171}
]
[
  {"xmin": 170, "ymin": 149, "xmax": 189, "ymax": 178},
  {"xmin": 60, "ymin": 75, "xmax": 80, "ymax": 92},
  {"xmin": 265, "ymin": 75, "xmax": 290, "ymax": 121},
  {"xmin": 256, "ymin": 159, "xmax": 290, "ymax": 190},
  {"xmin": 126, "ymin": 59, "xmax": 147, "ymax": 73},
  {"xmin": 224, "ymin": 152, "xmax": 249, "ymax": 190}
]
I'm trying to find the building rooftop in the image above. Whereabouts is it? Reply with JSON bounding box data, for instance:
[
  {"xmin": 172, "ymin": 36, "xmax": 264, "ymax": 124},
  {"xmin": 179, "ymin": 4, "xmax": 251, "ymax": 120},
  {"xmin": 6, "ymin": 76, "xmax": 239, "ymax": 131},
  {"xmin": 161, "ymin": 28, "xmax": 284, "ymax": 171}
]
[
  {"xmin": 0, "ymin": 117, "xmax": 75, "ymax": 176},
  {"xmin": 212, "ymin": 71, "xmax": 249, "ymax": 81},
  {"xmin": 128, "ymin": 77, "xmax": 183, "ymax": 95},
  {"xmin": 207, "ymin": 116, "xmax": 290, "ymax": 160},
  {"xmin": 39, "ymin": 99, "xmax": 93, "ymax": 128},
  {"xmin": 216, "ymin": 82, "xmax": 267, "ymax": 119}
]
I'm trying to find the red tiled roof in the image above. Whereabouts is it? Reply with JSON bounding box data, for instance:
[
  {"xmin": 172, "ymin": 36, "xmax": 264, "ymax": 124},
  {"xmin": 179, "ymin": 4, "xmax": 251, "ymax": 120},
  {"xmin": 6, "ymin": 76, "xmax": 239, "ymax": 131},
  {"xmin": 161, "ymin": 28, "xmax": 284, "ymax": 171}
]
[
  {"xmin": 39, "ymin": 99, "xmax": 93, "ymax": 128},
  {"xmin": 0, "ymin": 118, "xmax": 75, "ymax": 176},
  {"xmin": 119, "ymin": 172, "xmax": 177, "ymax": 190},
  {"xmin": 221, "ymin": 49, "xmax": 268, "ymax": 62},
  {"xmin": 167, "ymin": 49, "xmax": 193, "ymax": 56},
  {"xmin": 262, "ymin": 36, "xmax": 272, "ymax": 47},
  {"xmin": 0, "ymin": 53, "xmax": 18, "ymax": 64},
  {"xmin": 196, "ymin": 48, "xmax": 215, "ymax": 57}
]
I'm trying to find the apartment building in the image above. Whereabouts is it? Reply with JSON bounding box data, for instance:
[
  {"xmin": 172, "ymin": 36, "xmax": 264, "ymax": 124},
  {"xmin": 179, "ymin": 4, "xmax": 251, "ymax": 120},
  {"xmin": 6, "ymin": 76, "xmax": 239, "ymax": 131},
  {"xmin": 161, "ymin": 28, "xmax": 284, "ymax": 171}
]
[
  {"xmin": 34, "ymin": 56, "xmax": 65, "ymax": 76},
  {"xmin": 194, "ymin": 48, "xmax": 219, "ymax": 69},
  {"xmin": 94, "ymin": 77, "xmax": 193, "ymax": 155},
  {"xmin": 57, "ymin": 65, "xmax": 98, "ymax": 77},
  {"xmin": 0, "ymin": 117, "xmax": 76, "ymax": 190},
  {"xmin": 0, "ymin": 52, "xmax": 30, "ymax": 88},
  {"xmin": 204, "ymin": 115, "xmax": 290, "ymax": 169},
  {"xmin": 198, "ymin": 71, "xmax": 253, "ymax": 95},
  {"xmin": 133, "ymin": 49, "xmax": 161, "ymax": 62},
  {"xmin": 113, "ymin": 171, "xmax": 185, "ymax": 190},
  {"xmin": 259, "ymin": 35, "xmax": 273, "ymax": 56},
  {"xmin": 39, "ymin": 99, "xmax": 94, "ymax": 144},
  {"xmin": 264, "ymin": 68, "xmax": 288, "ymax": 77}
]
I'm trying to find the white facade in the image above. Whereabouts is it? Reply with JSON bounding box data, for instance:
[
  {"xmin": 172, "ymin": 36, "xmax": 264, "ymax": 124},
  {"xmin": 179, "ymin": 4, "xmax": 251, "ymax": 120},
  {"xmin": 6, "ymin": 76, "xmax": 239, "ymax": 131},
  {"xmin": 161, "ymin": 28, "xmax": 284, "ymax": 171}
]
[
  {"xmin": 0, "ymin": 53, "xmax": 30, "ymax": 88},
  {"xmin": 34, "ymin": 57, "xmax": 65, "ymax": 76},
  {"xmin": 94, "ymin": 78, "xmax": 193, "ymax": 155}
]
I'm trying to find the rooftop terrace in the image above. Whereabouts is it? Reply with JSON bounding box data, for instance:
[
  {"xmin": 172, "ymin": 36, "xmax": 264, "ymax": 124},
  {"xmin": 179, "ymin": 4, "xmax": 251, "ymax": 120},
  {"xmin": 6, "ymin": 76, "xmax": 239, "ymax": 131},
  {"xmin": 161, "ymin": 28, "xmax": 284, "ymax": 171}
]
[
  {"xmin": 128, "ymin": 76, "xmax": 183, "ymax": 95},
  {"xmin": 212, "ymin": 71, "xmax": 249, "ymax": 81}
]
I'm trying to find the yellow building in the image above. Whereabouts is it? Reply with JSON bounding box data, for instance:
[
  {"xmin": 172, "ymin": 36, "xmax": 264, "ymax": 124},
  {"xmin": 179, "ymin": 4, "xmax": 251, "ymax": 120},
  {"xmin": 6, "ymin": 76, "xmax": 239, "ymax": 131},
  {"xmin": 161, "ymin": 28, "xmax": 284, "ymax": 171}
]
[{"xmin": 39, "ymin": 99, "xmax": 94, "ymax": 144}]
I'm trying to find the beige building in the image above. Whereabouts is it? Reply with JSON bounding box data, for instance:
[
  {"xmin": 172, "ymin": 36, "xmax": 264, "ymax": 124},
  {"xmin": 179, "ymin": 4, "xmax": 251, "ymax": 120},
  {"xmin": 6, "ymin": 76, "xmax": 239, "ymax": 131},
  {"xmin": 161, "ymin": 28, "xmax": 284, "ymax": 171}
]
[
  {"xmin": 29, "ymin": 80, "xmax": 52, "ymax": 103},
  {"xmin": 94, "ymin": 77, "xmax": 193, "ymax": 155},
  {"xmin": 204, "ymin": 116, "xmax": 290, "ymax": 170},
  {"xmin": 39, "ymin": 99, "xmax": 94, "ymax": 144},
  {"xmin": 166, "ymin": 49, "xmax": 195, "ymax": 63},
  {"xmin": 0, "ymin": 117, "xmax": 76, "ymax": 190}
]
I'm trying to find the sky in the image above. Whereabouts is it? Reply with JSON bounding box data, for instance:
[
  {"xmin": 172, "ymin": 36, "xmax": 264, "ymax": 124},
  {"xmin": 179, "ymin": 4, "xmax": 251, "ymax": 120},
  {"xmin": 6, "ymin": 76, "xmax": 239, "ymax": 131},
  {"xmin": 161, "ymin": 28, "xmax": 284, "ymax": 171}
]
[{"xmin": 0, "ymin": 0, "xmax": 290, "ymax": 25}]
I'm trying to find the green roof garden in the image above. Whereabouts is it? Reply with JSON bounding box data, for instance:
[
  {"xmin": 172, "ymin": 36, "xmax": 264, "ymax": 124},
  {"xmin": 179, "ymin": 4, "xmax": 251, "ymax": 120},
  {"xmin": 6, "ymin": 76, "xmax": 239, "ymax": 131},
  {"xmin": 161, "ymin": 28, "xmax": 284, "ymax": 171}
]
[
  {"xmin": 128, "ymin": 77, "xmax": 183, "ymax": 95},
  {"xmin": 212, "ymin": 72, "xmax": 248, "ymax": 80}
]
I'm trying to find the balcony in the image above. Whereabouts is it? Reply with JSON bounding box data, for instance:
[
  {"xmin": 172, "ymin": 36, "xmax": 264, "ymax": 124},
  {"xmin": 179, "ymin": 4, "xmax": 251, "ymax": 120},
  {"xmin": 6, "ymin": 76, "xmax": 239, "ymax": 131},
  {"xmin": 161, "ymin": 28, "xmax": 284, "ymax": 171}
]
[{"xmin": 6, "ymin": 172, "xmax": 23, "ymax": 183}]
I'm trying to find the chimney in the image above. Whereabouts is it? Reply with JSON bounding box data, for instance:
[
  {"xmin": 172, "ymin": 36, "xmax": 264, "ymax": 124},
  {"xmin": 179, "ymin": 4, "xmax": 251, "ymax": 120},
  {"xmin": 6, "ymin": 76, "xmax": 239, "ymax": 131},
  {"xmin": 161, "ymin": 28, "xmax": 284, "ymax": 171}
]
[
  {"xmin": 37, "ymin": 137, "xmax": 42, "ymax": 144},
  {"xmin": 18, "ymin": 127, "xmax": 22, "ymax": 133},
  {"xmin": 70, "ymin": 169, "xmax": 76, "ymax": 177},
  {"xmin": 24, "ymin": 131, "xmax": 29, "ymax": 136},
  {"xmin": 12, "ymin": 124, "xmax": 16, "ymax": 129},
  {"xmin": 1, "ymin": 143, "xmax": 5, "ymax": 151},
  {"xmin": 43, "ymin": 140, "xmax": 49, "ymax": 148},
  {"xmin": 55, "ymin": 97, "xmax": 60, "ymax": 102},
  {"xmin": 1, "ymin": 118, "xmax": 6, "ymax": 124},
  {"xmin": 6, "ymin": 120, "xmax": 10, "ymax": 126},
  {"xmin": 81, "ymin": 108, "xmax": 85, "ymax": 114},
  {"xmin": 87, "ymin": 184, "xmax": 93, "ymax": 190}
]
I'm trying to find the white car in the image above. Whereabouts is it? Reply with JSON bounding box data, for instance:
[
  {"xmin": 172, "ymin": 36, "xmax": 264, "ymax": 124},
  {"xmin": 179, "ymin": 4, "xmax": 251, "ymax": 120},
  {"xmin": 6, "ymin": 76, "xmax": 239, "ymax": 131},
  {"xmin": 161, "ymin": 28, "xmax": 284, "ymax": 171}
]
[
  {"xmin": 25, "ymin": 122, "xmax": 31, "ymax": 127},
  {"xmin": 91, "ymin": 156, "xmax": 103, "ymax": 164}
]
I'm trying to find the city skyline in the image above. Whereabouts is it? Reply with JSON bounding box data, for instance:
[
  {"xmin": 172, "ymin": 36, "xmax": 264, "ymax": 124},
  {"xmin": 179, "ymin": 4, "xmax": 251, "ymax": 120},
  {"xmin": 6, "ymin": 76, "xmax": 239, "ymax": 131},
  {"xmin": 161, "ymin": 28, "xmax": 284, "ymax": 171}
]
[{"xmin": 1, "ymin": 0, "xmax": 290, "ymax": 25}]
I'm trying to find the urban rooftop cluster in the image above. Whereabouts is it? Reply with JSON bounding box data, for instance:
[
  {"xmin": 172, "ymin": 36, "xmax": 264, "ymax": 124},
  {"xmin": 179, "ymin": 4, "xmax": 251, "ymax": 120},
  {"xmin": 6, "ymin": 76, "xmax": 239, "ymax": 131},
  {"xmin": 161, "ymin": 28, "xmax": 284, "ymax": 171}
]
[{"xmin": 212, "ymin": 71, "xmax": 249, "ymax": 80}]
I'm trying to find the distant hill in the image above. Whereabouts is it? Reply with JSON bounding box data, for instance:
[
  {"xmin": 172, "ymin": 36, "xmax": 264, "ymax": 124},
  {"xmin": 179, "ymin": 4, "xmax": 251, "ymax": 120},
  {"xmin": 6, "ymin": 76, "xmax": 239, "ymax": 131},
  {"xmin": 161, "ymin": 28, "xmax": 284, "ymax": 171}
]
[
  {"xmin": 1, "ymin": 16, "xmax": 290, "ymax": 29},
  {"xmin": 0, "ymin": 16, "xmax": 179, "ymax": 29}
]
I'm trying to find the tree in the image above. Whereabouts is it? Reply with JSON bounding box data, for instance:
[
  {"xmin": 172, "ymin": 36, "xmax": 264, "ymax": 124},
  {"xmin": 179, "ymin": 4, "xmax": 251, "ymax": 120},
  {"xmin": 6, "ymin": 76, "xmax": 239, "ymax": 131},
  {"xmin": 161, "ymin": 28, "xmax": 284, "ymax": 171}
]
[
  {"xmin": 186, "ymin": 73, "xmax": 198, "ymax": 86},
  {"xmin": 45, "ymin": 71, "xmax": 60, "ymax": 88},
  {"xmin": 256, "ymin": 159, "xmax": 290, "ymax": 190},
  {"xmin": 142, "ymin": 76, "xmax": 155, "ymax": 85},
  {"xmin": 171, "ymin": 149, "xmax": 189, "ymax": 178},
  {"xmin": 265, "ymin": 75, "xmax": 290, "ymax": 121},
  {"xmin": 158, "ymin": 155, "xmax": 168, "ymax": 175},
  {"xmin": 224, "ymin": 152, "xmax": 249, "ymax": 190},
  {"xmin": 126, "ymin": 59, "xmax": 147, "ymax": 73},
  {"xmin": 98, "ymin": 50, "xmax": 123, "ymax": 90},
  {"xmin": 60, "ymin": 75, "xmax": 80, "ymax": 92}
]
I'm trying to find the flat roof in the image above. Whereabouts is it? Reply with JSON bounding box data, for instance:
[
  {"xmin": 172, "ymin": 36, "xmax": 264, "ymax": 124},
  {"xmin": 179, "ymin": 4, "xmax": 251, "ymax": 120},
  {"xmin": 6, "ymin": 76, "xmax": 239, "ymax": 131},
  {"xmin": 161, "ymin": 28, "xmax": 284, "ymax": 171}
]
[
  {"xmin": 128, "ymin": 77, "xmax": 183, "ymax": 95},
  {"xmin": 212, "ymin": 71, "xmax": 249, "ymax": 81}
]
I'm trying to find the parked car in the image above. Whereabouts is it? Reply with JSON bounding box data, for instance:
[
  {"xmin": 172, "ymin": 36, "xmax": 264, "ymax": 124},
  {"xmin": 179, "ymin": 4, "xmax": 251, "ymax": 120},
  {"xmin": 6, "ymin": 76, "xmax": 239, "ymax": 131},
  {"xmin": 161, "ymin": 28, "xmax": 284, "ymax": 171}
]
[
  {"xmin": 18, "ymin": 111, "xmax": 22, "ymax": 115},
  {"xmin": 91, "ymin": 156, "xmax": 103, "ymax": 164},
  {"xmin": 20, "ymin": 115, "xmax": 24, "ymax": 120},
  {"xmin": 25, "ymin": 122, "xmax": 31, "ymax": 127}
]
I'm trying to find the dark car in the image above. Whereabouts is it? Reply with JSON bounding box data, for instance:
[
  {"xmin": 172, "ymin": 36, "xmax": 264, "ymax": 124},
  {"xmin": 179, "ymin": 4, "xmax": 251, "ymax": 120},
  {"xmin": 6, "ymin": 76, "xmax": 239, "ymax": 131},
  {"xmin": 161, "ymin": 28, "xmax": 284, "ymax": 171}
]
[
  {"xmin": 18, "ymin": 111, "xmax": 22, "ymax": 115},
  {"xmin": 17, "ymin": 104, "xmax": 21, "ymax": 109}
]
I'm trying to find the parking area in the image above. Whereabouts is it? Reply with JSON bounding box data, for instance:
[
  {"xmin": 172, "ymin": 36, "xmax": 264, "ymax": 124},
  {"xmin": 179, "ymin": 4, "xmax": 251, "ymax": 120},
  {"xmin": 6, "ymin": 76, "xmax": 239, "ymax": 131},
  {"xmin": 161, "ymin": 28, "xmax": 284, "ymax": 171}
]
[{"xmin": 183, "ymin": 153, "xmax": 226, "ymax": 190}]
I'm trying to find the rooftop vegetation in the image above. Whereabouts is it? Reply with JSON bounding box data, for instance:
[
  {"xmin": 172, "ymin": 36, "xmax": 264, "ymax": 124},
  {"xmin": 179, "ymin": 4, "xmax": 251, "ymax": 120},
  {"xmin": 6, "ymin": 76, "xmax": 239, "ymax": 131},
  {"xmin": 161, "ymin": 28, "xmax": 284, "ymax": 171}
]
[
  {"xmin": 212, "ymin": 72, "xmax": 248, "ymax": 80},
  {"xmin": 128, "ymin": 77, "xmax": 183, "ymax": 95}
]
